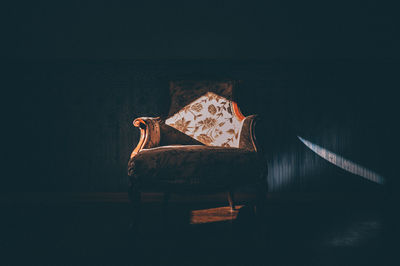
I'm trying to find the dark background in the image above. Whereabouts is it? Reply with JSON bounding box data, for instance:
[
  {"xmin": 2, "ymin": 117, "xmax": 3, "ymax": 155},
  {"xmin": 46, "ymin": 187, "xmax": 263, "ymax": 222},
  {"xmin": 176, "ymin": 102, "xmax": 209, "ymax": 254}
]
[{"xmin": 1, "ymin": 0, "xmax": 398, "ymax": 195}]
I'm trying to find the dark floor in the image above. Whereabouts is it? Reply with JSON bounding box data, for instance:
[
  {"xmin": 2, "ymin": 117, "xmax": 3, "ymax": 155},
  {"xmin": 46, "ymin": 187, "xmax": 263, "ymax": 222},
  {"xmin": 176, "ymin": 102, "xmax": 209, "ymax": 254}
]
[{"xmin": 0, "ymin": 196, "xmax": 397, "ymax": 266}]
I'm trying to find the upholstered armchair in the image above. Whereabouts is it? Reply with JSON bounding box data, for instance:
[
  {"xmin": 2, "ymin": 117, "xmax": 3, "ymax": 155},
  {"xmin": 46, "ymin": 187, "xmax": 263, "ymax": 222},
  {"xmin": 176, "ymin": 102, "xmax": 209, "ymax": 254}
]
[{"xmin": 127, "ymin": 80, "xmax": 267, "ymax": 227}]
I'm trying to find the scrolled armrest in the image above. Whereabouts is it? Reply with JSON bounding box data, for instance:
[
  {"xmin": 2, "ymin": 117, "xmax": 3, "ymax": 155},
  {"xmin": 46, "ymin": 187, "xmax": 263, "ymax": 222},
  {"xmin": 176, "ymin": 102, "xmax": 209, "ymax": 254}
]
[
  {"xmin": 239, "ymin": 115, "xmax": 260, "ymax": 152},
  {"xmin": 130, "ymin": 117, "xmax": 161, "ymax": 158}
]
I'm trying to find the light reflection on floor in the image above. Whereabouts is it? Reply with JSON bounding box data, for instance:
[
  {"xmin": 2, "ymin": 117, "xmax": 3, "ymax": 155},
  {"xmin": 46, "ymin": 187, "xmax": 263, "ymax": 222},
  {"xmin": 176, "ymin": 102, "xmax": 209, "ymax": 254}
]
[{"xmin": 190, "ymin": 205, "xmax": 244, "ymax": 224}]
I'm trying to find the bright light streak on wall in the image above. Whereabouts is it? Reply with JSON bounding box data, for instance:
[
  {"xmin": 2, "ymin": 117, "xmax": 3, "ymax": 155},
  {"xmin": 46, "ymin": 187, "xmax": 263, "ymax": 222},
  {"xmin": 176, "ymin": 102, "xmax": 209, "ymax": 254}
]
[{"xmin": 298, "ymin": 136, "xmax": 385, "ymax": 185}]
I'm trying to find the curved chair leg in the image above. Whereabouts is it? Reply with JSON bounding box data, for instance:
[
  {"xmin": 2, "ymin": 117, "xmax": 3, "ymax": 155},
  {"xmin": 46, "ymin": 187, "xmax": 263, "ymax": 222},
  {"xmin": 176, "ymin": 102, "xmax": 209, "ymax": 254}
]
[
  {"xmin": 128, "ymin": 186, "xmax": 141, "ymax": 232},
  {"xmin": 227, "ymin": 190, "xmax": 236, "ymax": 211}
]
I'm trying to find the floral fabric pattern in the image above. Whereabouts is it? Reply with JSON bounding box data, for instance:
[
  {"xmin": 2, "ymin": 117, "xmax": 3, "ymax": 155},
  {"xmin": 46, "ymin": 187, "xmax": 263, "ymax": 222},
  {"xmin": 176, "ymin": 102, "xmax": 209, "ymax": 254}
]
[{"xmin": 165, "ymin": 92, "xmax": 244, "ymax": 148}]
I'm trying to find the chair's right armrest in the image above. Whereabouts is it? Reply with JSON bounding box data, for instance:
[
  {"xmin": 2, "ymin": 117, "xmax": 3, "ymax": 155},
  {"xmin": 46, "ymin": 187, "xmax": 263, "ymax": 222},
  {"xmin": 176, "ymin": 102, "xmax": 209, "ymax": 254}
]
[
  {"xmin": 130, "ymin": 117, "xmax": 161, "ymax": 159},
  {"xmin": 239, "ymin": 115, "xmax": 259, "ymax": 152}
]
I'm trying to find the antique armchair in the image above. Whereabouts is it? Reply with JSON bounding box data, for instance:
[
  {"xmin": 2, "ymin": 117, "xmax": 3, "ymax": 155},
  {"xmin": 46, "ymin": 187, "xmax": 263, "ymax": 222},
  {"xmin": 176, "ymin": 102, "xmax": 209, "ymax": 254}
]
[{"xmin": 127, "ymin": 80, "xmax": 267, "ymax": 227}]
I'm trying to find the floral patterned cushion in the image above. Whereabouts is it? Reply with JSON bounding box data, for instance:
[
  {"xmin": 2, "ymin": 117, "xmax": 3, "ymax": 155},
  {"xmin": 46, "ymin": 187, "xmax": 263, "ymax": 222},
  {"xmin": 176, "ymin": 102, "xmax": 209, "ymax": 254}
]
[{"xmin": 165, "ymin": 92, "xmax": 244, "ymax": 148}]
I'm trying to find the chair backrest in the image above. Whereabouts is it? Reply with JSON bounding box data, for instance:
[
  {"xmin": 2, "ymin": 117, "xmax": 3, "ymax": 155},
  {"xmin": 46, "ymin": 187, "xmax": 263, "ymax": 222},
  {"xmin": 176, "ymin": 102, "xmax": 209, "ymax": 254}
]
[{"xmin": 165, "ymin": 80, "xmax": 246, "ymax": 148}]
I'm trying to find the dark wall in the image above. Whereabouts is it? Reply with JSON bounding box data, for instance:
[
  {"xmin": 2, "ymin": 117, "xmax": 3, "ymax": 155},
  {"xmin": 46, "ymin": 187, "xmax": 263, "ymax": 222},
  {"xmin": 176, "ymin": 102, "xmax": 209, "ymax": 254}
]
[
  {"xmin": 2, "ymin": 0, "xmax": 398, "ymax": 61},
  {"xmin": 2, "ymin": 60, "xmax": 397, "ymax": 193},
  {"xmin": 1, "ymin": 0, "xmax": 397, "ymax": 194}
]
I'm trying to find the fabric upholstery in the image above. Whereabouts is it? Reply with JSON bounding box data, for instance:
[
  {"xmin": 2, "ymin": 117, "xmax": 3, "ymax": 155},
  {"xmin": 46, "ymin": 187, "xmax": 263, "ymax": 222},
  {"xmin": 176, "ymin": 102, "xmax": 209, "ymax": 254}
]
[
  {"xmin": 166, "ymin": 92, "xmax": 244, "ymax": 148},
  {"xmin": 128, "ymin": 145, "xmax": 263, "ymax": 191},
  {"xmin": 128, "ymin": 79, "xmax": 265, "ymax": 193},
  {"xmin": 168, "ymin": 80, "xmax": 239, "ymax": 117},
  {"xmin": 159, "ymin": 123, "xmax": 204, "ymax": 146}
]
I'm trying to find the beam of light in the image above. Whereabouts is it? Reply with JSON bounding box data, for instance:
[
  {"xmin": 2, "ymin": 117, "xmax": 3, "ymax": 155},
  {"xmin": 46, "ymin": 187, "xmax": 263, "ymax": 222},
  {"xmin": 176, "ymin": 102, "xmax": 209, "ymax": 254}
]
[{"xmin": 298, "ymin": 136, "xmax": 385, "ymax": 185}]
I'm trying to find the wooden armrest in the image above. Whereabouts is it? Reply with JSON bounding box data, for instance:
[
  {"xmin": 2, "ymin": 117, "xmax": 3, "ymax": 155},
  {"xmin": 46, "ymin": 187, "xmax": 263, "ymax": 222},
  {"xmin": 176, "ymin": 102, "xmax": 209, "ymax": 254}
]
[{"xmin": 130, "ymin": 117, "xmax": 161, "ymax": 158}]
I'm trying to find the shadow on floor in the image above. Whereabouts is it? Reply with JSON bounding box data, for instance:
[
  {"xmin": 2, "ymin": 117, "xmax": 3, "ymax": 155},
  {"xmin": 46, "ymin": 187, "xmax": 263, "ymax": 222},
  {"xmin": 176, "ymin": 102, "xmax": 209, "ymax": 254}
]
[{"xmin": 0, "ymin": 199, "xmax": 395, "ymax": 265}]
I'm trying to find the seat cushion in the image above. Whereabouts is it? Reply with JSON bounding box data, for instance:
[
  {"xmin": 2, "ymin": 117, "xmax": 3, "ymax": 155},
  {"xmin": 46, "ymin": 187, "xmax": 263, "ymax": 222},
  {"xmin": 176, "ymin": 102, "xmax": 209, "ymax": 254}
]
[{"xmin": 128, "ymin": 145, "xmax": 264, "ymax": 191}]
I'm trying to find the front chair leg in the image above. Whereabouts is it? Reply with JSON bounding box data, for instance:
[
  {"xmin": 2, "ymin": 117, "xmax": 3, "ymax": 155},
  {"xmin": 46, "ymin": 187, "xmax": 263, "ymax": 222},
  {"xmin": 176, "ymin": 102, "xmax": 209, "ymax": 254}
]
[{"xmin": 227, "ymin": 190, "xmax": 236, "ymax": 211}]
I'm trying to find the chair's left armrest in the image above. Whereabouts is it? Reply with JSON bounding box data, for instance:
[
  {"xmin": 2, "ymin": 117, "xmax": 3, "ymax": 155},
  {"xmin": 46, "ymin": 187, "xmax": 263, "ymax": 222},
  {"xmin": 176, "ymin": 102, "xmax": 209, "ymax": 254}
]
[{"xmin": 130, "ymin": 117, "xmax": 162, "ymax": 158}]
